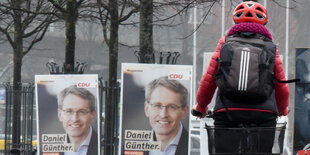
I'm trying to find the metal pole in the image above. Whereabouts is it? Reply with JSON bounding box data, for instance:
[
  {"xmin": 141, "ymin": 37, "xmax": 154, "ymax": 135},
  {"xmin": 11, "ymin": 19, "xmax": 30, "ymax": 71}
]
[
  {"xmin": 192, "ymin": 3, "xmax": 199, "ymax": 155},
  {"xmin": 285, "ymin": 0, "xmax": 289, "ymax": 78},
  {"xmin": 221, "ymin": 0, "xmax": 225, "ymax": 37},
  {"xmin": 192, "ymin": 0, "xmax": 197, "ymax": 107}
]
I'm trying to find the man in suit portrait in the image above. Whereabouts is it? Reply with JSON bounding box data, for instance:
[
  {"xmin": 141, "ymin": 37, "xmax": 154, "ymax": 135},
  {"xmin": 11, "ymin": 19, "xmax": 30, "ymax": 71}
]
[
  {"xmin": 144, "ymin": 77, "xmax": 189, "ymax": 155},
  {"xmin": 57, "ymin": 85, "xmax": 98, "ymax": 155}
]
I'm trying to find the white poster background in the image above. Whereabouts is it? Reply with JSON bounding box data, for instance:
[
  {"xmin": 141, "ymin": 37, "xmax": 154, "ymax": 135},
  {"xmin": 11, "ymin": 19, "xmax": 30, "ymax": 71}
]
[{"xmin": 35, "ymin": 74, "xmax": 100, "ymax": 155}]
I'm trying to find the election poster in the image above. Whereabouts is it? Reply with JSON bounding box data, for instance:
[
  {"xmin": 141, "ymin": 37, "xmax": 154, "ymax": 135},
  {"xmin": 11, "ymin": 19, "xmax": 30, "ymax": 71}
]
[
  {"xmin": 35, "ymin": 74, "xmax": 100, "ymax": 155},
  {"xmin": 0, "ymin": 87, "xmax": 5, "ymax": 104},
  {"xmin": 294, "ymin": 48, "xmax": 310, "ymax": 154},
  {"xmin": 0, "ymin": 87, "xmax": 5, "ymax": 135},
  {"xmin": 119, "ymin": 63, "xmax": 192, "ymax": 155}
]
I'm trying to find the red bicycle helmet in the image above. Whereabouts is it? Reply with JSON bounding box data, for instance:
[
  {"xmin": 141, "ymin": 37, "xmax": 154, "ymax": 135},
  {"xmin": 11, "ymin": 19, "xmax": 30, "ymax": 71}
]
[{"xmin": 233, "ymin": 1, "xmax": 268, "ymax": 25}]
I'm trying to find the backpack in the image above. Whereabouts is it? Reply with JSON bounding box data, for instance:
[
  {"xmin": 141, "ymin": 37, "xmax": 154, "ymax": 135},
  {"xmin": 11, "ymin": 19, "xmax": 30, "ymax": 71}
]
[{"xmin": 214, "ymin": 33, "xmax": 276, "ymax": 103}]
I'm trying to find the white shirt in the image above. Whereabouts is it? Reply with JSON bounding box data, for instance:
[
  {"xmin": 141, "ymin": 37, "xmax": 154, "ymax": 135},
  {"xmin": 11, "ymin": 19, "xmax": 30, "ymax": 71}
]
[
  {"xmin": 65, "ymin": 127, "xmax": 92, "ymax": 155},
  {"xmin": 149, "ymin": 124, "xmax": 183, "ymax": 155}
]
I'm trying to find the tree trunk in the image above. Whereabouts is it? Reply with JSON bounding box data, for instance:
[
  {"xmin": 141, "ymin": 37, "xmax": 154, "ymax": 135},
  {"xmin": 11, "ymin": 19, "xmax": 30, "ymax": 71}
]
[
  {"xmin": 105, "ymin": 0, "xmax": 119, "ymax": 154},
  {"xmin": 108, "ymin": 1, "xmax": 119, "ymax": 85},
  {"xmin": 64, "ymin": 0, "xmax": 78, "ymax": 73},
  {"xmin": 12, "ymin": 1, "xmax": 23, "ymax": 153},
  {"xmin": 139, "ymin": 0, "xmax": 154, "ymax": 63},
  {"xmin": 12, "ymin": 45, "xmax": 23, "ymax": 155}
]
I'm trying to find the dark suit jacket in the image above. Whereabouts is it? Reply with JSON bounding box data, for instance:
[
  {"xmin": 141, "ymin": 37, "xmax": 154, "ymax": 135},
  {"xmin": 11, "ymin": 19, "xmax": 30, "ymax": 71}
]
[
  {"xmin": 60, "ymin": 130, "xmax": 98, "ymax": 155},
  {"xmin": 174, "ymin": 127, "xmax": 188, "ymax": 155},
  {"xmin": 144, "ymin": 127, "xmax": 189, "ymax": 155}
]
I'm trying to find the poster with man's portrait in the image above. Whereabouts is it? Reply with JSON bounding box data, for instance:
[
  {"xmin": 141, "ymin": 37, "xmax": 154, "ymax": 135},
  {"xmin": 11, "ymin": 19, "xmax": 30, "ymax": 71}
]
[
  {"xmin": 35, "ymin": 74, "xmax": 100, "ymax": 155},
  {"xmin": 119, "ymin": 63, "xmax": 192, "ymax": 155},
  {"xmin": 294, "ymin": 48, "xmax": 310, "ymax": 154}
]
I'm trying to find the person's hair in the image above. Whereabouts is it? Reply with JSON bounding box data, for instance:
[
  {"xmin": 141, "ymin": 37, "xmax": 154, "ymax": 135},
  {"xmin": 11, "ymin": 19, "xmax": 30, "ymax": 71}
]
[
  {"xmin": 145, "ymin": 77, "xmax": 188, "ymax": 108},
  {"xmin": 57, "ymin": 85, "xmax": 96, "ymax": 112}
]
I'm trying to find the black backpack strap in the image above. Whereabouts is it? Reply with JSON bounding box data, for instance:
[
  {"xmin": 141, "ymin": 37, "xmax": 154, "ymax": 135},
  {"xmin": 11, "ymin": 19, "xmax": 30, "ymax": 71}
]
[
  {"xmin": 219, "ymin": 93, "xmax": 233, "ymax": 121},
  {"xmin": 276, "ymin": 77, "xmax": 300, "ymax": 83},
  {"xmin": 216, "ymin": 57, "xmax": 231, "ymax": 66}
]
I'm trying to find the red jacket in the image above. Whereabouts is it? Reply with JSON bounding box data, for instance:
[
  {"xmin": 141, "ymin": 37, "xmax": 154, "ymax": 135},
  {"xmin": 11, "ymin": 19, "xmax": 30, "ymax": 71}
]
[{"xmin": 196, "ymin": 36, "xmax": 290, "ymax": 116}]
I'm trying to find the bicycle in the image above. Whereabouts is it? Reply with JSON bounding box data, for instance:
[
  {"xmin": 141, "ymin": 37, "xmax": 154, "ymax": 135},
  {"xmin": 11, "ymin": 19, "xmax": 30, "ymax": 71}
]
[{"xmin": 191, "ymin": 109, "xmax": 287, "ymax": 155}]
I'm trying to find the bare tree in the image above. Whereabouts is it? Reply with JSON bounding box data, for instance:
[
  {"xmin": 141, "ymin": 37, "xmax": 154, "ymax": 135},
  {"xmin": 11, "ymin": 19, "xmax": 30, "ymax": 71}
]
[
  {"xmin": 139, "ymin": 0, "xmax": 154, "ymax": 63},
  {"xmin": 96, "ymin": 0, "xmax": 139, "ymax": 154},
  {"xmin": 97, "ymin": 0, "xmax": 139, "ymax": 84},
  {"xmin": 47, "ymin": 0, "xmax": 96, "ymax": 73},
  {"xmin": 0, "ymin": 0, "xmax": 56, "ymax": 153}
]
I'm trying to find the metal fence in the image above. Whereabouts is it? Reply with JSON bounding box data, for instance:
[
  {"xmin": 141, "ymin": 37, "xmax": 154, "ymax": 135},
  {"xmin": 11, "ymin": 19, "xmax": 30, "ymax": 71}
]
[
  {"xmin": 100, "ymin": 79, "xmax": 120, "ymax": 155},
  {"xmin": 1, "ymin": 80, "xmax": 120, "ymax": 155},
  {"xmin": 1, "ymin": 83, "xmax": 35, "ymax": 155}
]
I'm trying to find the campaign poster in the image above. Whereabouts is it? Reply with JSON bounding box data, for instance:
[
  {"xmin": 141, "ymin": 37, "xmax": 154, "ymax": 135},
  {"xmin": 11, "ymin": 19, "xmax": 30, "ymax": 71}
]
[
  {"xmin": 294, "ymin": 48, "xmax": 310, "ymax": 154},
  {"xmin": 35, "ymin": 74, "xmax": 100, "ymax": 155},
  {"xmin": 119, "ymin": 63, "xmax": 192, "ymax": 155},
  {"xmin": 0, "ymin": 87, "xmax": 5, "ymax": 104},
  {"xmin": 0, "ymin": 87, "xmax": 5, "ymax": 135}
]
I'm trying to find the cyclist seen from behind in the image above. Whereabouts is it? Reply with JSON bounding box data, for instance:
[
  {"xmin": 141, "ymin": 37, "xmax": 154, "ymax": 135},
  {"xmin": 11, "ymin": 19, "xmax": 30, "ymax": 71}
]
[{"xmin": 192, "ymin": 1, "xmax": 289, "ymax": 154}]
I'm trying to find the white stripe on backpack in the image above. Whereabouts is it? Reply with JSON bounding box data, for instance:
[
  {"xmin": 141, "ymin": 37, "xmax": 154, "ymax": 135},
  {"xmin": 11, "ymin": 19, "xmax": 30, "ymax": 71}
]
[{"xmin": 238, "ymin": 48, "xmax": 250, "ymax": 91}]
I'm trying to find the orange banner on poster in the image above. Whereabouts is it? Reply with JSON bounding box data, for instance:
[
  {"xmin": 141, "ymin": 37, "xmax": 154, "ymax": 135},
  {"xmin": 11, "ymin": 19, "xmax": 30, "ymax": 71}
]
[{"xmin": 124, "ymin": 150, "xmax": 145, "ymax": 155}]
